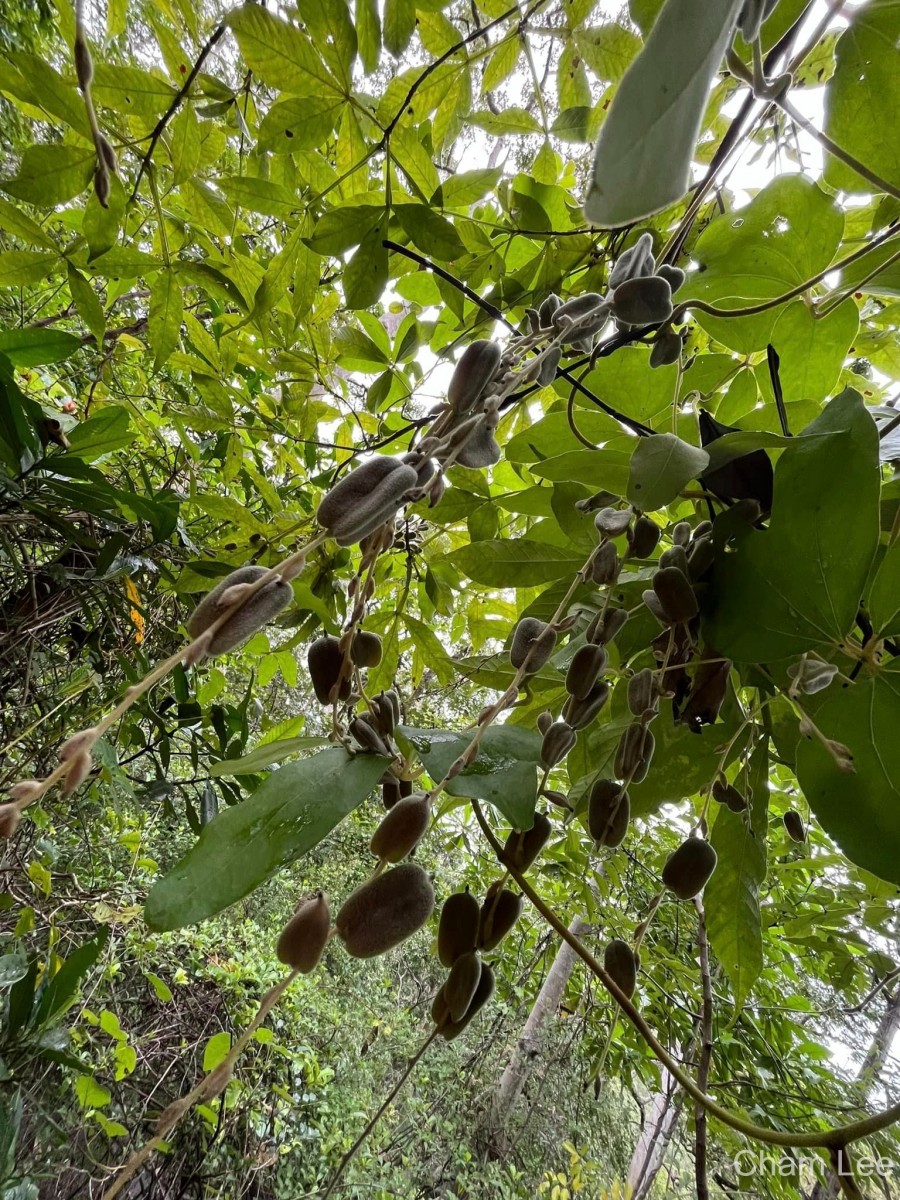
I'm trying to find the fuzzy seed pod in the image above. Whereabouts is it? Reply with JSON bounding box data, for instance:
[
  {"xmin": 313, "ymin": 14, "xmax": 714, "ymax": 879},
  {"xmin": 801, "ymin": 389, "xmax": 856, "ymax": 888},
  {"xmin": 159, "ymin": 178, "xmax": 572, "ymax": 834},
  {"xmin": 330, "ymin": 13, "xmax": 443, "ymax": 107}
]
[
  {"xmin": 652, "ymin": 567, "xmax": 699, "ymax": 624},
  {"xmin": 614, "ymin": 722, "xmax": 655, "ymax": 783},
  {"xmin": 455, "ymin": 411, "xmax": 502, "ymax": 469},
  {"xmin": 538, "ymin": 347, "xmax": 562, "ymax": 387},
  {"xmin": 610, "ymin": 276, "xmax": 673, "ymax": 326},
  {"xmin": 431, "ymin": 986, "xmax": 450, "ymax": 1027},
  {"xmin": 308, "ymin": 635, "xmax": 351, "ymax": 706},
  {"xmin": 97, "ymin": 135, "xmax": 118, "ymax": 175},
  {"xmin": 563, "ymin": 681, "xmax": 610, "ymax": 731},
  {"xmin": 187, "ymin": 566, "xmax": 292, "ymax": 656},
  {"xmin": 382, "ymin": 778, "xmax": 402, "ymax": 810},
  {"xmin": 94, "ymin": 163, "xmax": 111, "ymax": 208},
  {"xmin": 0, "ymin": 803, "xmax": 22, "ymax": 840},
  {"xmin": 604, "ymin": 939, "xmax": 638, "ymax": 999},
  {"xmin": 588, "ymin": 779, "xmax": 630, "ymax": 848},
  {"xmin": 586, "ymin": 607, "xmax": 628, "ymax": 645},
  {"xmin": 542, "ymin": 788, "xmax": 570, "ymax": 810},
  {"xmin": 276, "ymin": 892, "xmax": 331, "ymax": 972},
  {"xmin": 509, "ymin": 618, "xmax": 557, "ymax": 672},
  {"xmin": 655, "ymin": 264, "xmax": 685, "ymax": 293},
  {"xmin": 627, "ymin": 668, "xmax": 657, "ymax": 718},
  {"xmin": 712, "ymin": 780, "xmax": 748, "ymax": 813},
  {"xmin": 402, "ymin": 452, "xmax": 436, "ymax": 488},
  {"xmin": 662, "ymin": 838, "xmax": 718, "ymax": 900},
  {"xmin": 370, "ymin": 791, "xmax": 430, "ymax": 863},
  {"xmin": 537, "ymin": 710, "xmax": 554, "ymax": 736},
  {"xmin": 444, "ymin": 950, "xmax": 483, "ymax": 1022},
  {"xmin": 478, "ymin": 889, "xmax": 522, "ymax": 952},
  {"xmin": 642, "ymin": 588, "xmax": 668, "ymax": 624},
  {"xmin": 594, "ymin": 506, "xmax": 633, "ymax": 536},
  {"xmin": 787, "ymin": 657, "xmax": 839, "ymax": 697},
  {"xmin": 649, "ymin": 330, "xmax": 682, "ymax": 369},
  {"xmin": 608, "ymin": 232, "xmax": 656, "ymax": 290},
  {"xmin": 351, "ymin": 631, "xmax": 383, "ymax": 668},
  {"xmin": 552, "ymin": 293, "xmax": 608, "ymax": 341},
  {"xmin": 317, "ymin": 456, "xmax": 418, "ymax": 546},
  {"xmin": 59, "ymin": 728, "xmax": 98, "ymax": 762},
  {"xmin": 784, "ymin": 809, "xmax": 806, "ymax": 842},
  {"xmin": 349, "ymin": 716, "xmax": 392, "ymax": 758},
  {"xmin": 370, "ymin": 691, "xmax": 397, "ymax": 737},
  {"xmin": 590, "ymin": 540, "xmax": 619, "ymax": 585},
  {"xmin": 687, "ymin": 535, "xmax": 716, "ymax": 581},
  {"xmin": 693, "ymin": 520, "xmax": 713, "ymax": 539},
  {"xmin": 565, "ymin": 644, "xmax": 609, "ymax": 701},
  {"xmin": 503, "ymin": 812, "xmax": 552, "ymax": 873},
  {"xmin": 538, "ymin": 293, "xmax": 562, "ymax": 326},
  {"xmin": 672, "ymin": 521, "xmax": 692, "ymax": 546},
  {"xmin": 448, "ymin": 341, "xmax": 502, "ymax": 414},
  {"xmin": 428, "ymin": 471, "xmax": 446, "ymax": 508},
  {"xmin": 438, "ymin": 890, "xmax": 481, "ymax": 968},
  {"xmin": 61, "ymin": 751, "xmax": 92, "ymax": 797},
  {"xmin": 540, "ymin": 721, "xmax": 577, "ymax": 768},
  {"xmin": 74, "ymin": 33, "xmax": 94, "ymax": 89},
  {"xmin": 659, "ymin": 544, "xmax": 690, "ymax": 577},
  {"xmin": 628, "ymin": 515, "xmax": 660, "ymax": 559},
  {"xmin": 441, "ymin": 962, "xmax": 495, "ymax": 1041},
  {"xmin": 336, "ymin": 863, "xmax": 434, "ymax": 958},
  {"xmin": 7, "ymin": 780, "xmax": 42, "ymax": 805},
  {"xmin": 679, "ymin": 655, "xmax": 731, "ymax": 732},
  {"xmin": 738, "ymin": 0, "xmax": 779, "ymax": 42}
]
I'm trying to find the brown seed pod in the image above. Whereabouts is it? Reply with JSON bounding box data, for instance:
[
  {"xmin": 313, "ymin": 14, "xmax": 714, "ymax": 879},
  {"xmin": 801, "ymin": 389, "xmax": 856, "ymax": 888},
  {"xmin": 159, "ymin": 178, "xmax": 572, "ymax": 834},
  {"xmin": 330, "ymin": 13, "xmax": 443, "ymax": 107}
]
[
  {"xmin": 565, "ymin": 644, "xmax": 609, "ymax": 701},
  {"xmin": 609, "ymin": 232, "xmax": 655, "ymax": 289},
  {"xmin": 614, "ymin": 722, "xmax": 655, "ymax": 783},
  {"xmin": 370, "ymin": 791, "xmax": 431, "ymax": 863},
  {"xmin": 276, "ymin": 892, "xmax": 331, "ymax": 973},
  {"xmin": 349, "ymin": 716, "xmax": 392, "ymax": 757},
  {"xmin": 431, "ymin": 985, "xmax": 450, "ymax": 1027},
  {"xmin": 604, "ymin": 939, "xmax": 639, "ymax": 999},
  {"xmin": 448, "ymin": 340, "xmax": 502, "ymax": 414},
  {"xmin": 542, "ymin": 788, "xmax": 571, "ymax": 810},
  {"xmin": 538, "ymin": 346, "xmax": 562, "ymax": 387},
  {"xmin": 652, "ymin": 566, "xmax": 699, "ymax": 624},
  {"xmin": 687, "ymin": 535, "xmax": 716, "ymax": 581},
  {"xmin": 317, "ymin": 456, "xmax": 418, "ymax": 546},
  {"xmin": 61, "ymin": 751, "xmax": 93, "ymax": 797},
  {"xmin": 0, "ymin": 803, "xmax": 22, "ymax": 840},
  {"xmin": 307, "ymin": 635, "xmax": 352, "ymax": 705},
  {"xmin": 655, "ymin": 264, "xmax": 685, "ymax": 293},
  {"xmin": 642, "ymin": 588, "xmax": 668, "ymax": 624},
  {"xmin": 336, "ymin": 863, "xmax": 435, "ymax": 958},
  {"xmin": 478, "ymin": 889, "xmax": 522, "ymax": 952},
  {"xmin": 586, "ymin": 607, "xmax": 628, "ymax": 645},
  {"xmin": 540, "ymin": 721, "xmax": 577, "ymax": 768},
  {"xmin": 441, "ymin": 962, "xmax": 495, "ymax": 1041},
  {"xmin": 74, "ymin": 33, "xmax": 94, "ymax": 89},
  {"xmin": 712, "ymin": 780, "xmax": 748, "ymax": 813},
  {"xmin": 588, "ymin": 779, "xmax": 630, "ymax": 848},
  {"xmin": 187, "ymin": 566, "xmax": 293, "ymax": 656},
  {"xmin": 438, "ymin": 890, "xmax": 481, "ymax": 968},
  {"xmin": 662, "ymin": 837, "xmax": 718, "ymax": 900},
  {"xmin": 563, "ymin": 681, "xmax": 610, "ymax": 731},
  {"xmin": 672, "ymin": 521, "xmax": 692, "ymax": 546},
  {"xmin": 610, "ymin": 276, "xmax": 673, "ymax": 326},
  {"xmin": 590, "ymin": 540, "xmax": 619, "ymax": 585},
  {"xmin": 503, "ymin": 811, "xmax": 552, "ymax": 873},
  {"xmin": 626, "ymin": 668, "xmax": 657, "ymax": 718},
  {"xmin": 510, "ymin": 618, "xmax": 557, "ymax": 672},
  {"xmin": 444, "ymin": 950, "xmax": 483, "ymax": 1022},
  {"xmin": 455, "ymin": 410, "xmax": 502, "ymax": 469},
  {"xmin": 538, "ymin": 293, "xmax": 561, "ymax": 326},
  {"xmin": 658, "ymin": 544, "xmax": 690, "ymax": 577},
  {"xmin": 627, "ymin": 514, "xmax": 661, "ymax": 558},
  {"xmin": 537, "ymin": 710, "xmax": 554, "ymax": 736},
  {"xmin": 594, "ymin": 506, "xmax": 633, "ymax": 536},
  {"xmin": 552, "ymin": 293, "xmax": 609, "ymax": 341},
  {"xmin": 784, "ymin": 809, "xmax": 806, "ymax": 842},
  {"xmin": 382, "ymin": 778, "xmax": 402, "ymax": 809},
  {"xmin": 351, "ymin": 631, "xmax": 383, "ymax": 668},
  {"xmin": 679, "ymin": 654, "xmax": 731, "ymax": 732}
]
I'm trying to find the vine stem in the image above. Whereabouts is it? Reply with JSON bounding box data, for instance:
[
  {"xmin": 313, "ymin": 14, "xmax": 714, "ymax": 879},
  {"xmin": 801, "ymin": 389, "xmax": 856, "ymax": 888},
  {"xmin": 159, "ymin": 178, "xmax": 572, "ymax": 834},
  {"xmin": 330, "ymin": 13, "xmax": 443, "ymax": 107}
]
[
  {"xmin": 694, "ymin": 899, "xmax": 713, "ymax": 1200},
  {"xmin": 469, "ymin": 800, "xmax": 900, "ymax": 1151}
]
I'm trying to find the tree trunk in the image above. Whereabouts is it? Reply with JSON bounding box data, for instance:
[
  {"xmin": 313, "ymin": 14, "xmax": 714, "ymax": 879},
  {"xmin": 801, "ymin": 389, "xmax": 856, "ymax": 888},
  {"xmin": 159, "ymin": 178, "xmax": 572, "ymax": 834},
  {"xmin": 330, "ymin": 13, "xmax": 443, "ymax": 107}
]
[
  {"xmin": 627, "ymin": 1067, "xmax": 686, "ymax": 1200},
  {"xmin": 488, "ymin": 916, "xmax": 589, "ymax": 1138}
]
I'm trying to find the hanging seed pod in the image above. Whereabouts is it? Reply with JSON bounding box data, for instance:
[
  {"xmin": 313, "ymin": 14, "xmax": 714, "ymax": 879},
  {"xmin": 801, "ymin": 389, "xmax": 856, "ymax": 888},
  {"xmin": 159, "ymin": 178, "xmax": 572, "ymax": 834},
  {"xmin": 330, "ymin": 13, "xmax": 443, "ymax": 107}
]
[
  {"xmin": 0, "ymin": 803, "xmax": 22, "ymax": 839},
  {"xmin": 438, "ymin": 890, "xmax": 481, "ymax": 968},
  {"xmin": 431, "ymin": 986, "xmax": 450, "ymax": 1027},
  {"xmin": 588, "ymin": 779, "xmax": 630, "ymax": 848},
  {"xmin": 382, "ymin": 777, "xmax": 402, "ymax": 810},
  {"xmin": 444, "ymin": 950, "xmax": 483, "ymax": 1022},
  {"xmin": 448, "ymin": 340, "xmax": 503, "ymax": 414},
  {"xmin": 738, "ymin": 0, "xmax": 779, "ymax": 42},
  {"xmin": 590, "ymin": 540, "xmax": 619, "ymax": 585},
  {"xmin": 610, "ymin": 276, "xmax": 673, "ymax": 326},
  {"xmin": 563, "ymin": 680, "xmax": 610, "ymax": 731},
  {"xmin": 307, "ymin": 635, "xmax": 352, "ymax": 706},
  {"xmin": 658, "ymin": 544, "xmax": 690, "ymax": 577},
  {"xmin": 678, "ymin": 655, "xmax": 731, "ymax": 732},
  {"xmin": 608, "ymin": 232, "xmax": 656, "ymax": 289},
  {"xmin": 349, "ymin": 716, "xmax": 392, "ymax": 757},
  {"xmin": 370, "ymin": 692, "xmax": 397, "ymax": 737},
  {"xmin": 627, "ymin": 668, "xmax": 657, "ymax": 718},
  {"xmin": 787, "ymin": 657, "xmax": 840, "ymax": 697},
  {"xmin": 784, "ymin": 809, "xmax": 806, "ymax": 842},
  {"xmin": 594, "ymin": 506, "xmax": 633, "ymax": 536},
  {"xmin": 542, "ymin": 788, "xmax": 571, "ymax": 810},
  {"xmin": 687, "ymin": 535, "xmax": 716, "ymax": 581},
  {"xmin": 428, "ymin": 471, "xmax": 446, "ymax": 508},
  {"xmin": 652, "ymin": 567, "xmax": 699, "ymax": 624},
  {"xmin": 650, "ymin": 330, "xmax": 682, "ymax": 368},
  {"xmin": 455, "ymin": 410, "xmax": 502, "ymax": 469},
  {"xmin": 61, "ymin": 751, "xmax": 93, "ymax": 797},
  {"xmin": 614, "ymin": 722, "xmax": 655, "ymax": 783},
  {"xmin": 655, "ymin": 264, "xmax": 686, "ymax": 293},
  {"xmin": 552, "ymin": 293, "xmax": 609, "ymax": 341},
  {"xmin": 538, "ymin": 293, "xmax": 562, "ymax": 326},
  {"xmin": 541, "ymin": 721, "xmax": 577, "ymax": 767},
  {"xmin": 509, "ymin": 618, "xmax": 557, "ymax": 672},
  {"xmin": 662, "ymin": 838, "xmax": 718, "ymax": 900},
  {"xmin": 336, "ymin": 863, "xmax": 435, "ymax": 958},
  {"xmin": 503, "ymin": 811, "xmax": 552, "ymax": 873},
  {"xmin": 538, "ymin": 346, "xmax": 562, "ymax": 387},
  {"xmin": 402, "ymin": 452, "xmax": 436, "ymax": 488},
  {"xmin": 317, "ymin": 456, "xmax": 418, "ymax": 546},
  {"xmin": 672, "ymin": 521, "xmax": 692, "ymax": 546},
  {"xmin": 370, "ymin": 791, "xmax": 431, "ymax": 863},
  {"xmin": 187, "ymin": 566, "xmax": 292, "ymax": 656},
  {"xmin": 6, "ymin": 780, "xmax": 42, "ymax": 805},
  {"xmin": 537, "ymin": 710, "xmax": 554, "ymax": 736},
  {"xmin": 351, "ymin": 631, "xmax": 383, "ymax": 668},
  {"xmin": 441, "ymin": 962, "xmax": 495, "ymax": 1041},
  {"xmin": 276, "ymin": 892, "xmax": 331, "ymax": 973},
  {"xmin": 628, "ymin": 515, "xmax": 660, "ymax": 558},
  {"xmin": 565, "ymin": 644, "xmax": 609, "ymax": 701},
  {"xmin": 478, "ymin": 889, "xmax": 523, "ymax": 952},
  {"xmin": 59, "ymin": 728, "xmax": 98, "ymax": 762},
  {"xmin": 712, "ymin": 780, "xmax": 748, "ymax": 813},
  {"xmin": 586, "ymin": 607, "xmax": 628, "ymax": 645},
  {"xmin": 604, "ymin": 939, "xmax": 639, "ymax": 999},
  {"xmin": 642, "ymin": 588, "xmax": 668, "ymax": 624}
]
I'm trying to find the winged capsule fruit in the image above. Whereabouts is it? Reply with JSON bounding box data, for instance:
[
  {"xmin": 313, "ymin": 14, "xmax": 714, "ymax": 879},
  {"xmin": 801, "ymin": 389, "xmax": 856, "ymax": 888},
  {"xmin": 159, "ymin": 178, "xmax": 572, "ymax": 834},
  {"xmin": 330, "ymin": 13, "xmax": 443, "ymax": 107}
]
[
  {"xmin": 441, "ymin": 962, "xmax": 495, "ymax": 1041},
  {"xmin": 540, "ymin": 721, "xmax": 577, "ymax": 767},
  {"xmin": 336, "ymin": 863, "xmax": 435, "ymax": 958},
  {"xmin": 652, "ymin": 567, "xmax": 699, "ymax": 624},
  {"xmin": 784, "ymin": 809, "xmax": 806, "ymax": 842},
  {"xmin": 608, "ymin": 232, "xmax": 656, "ymax": 289},
  {"xmin": 351, "ymin": 631, "xmax": 383, "ymax": 668},
  {"xmin": 662, "ymin": 838, "xmax": 718, "ymax": 900},
  {"xmin": 307, "ymin": 635, "xmax": 352, "ymax": 705},
  {"xmin": 317, "ymin": 456, "xmax": 418, "ymax": 546},
  {"xmin": 438, "ymin": 890, "xmax": 481, "ymax": 968},
  {"xmin": 604, "ymin": 939, "xmax": 639, "ymax": 999},
  {"xmin": 503, "ymin": 811, "xmax": 552, "ymax": 873},
  {"xmin": 448, "ymin": 340, "xmax": 502, "ymax": 414},
  {"xmin": 444, "ymin": 950, "xmax": 483, "ymax": 1022},
  {"xmin": 655, "ymin": 264, "xmax": 685, "ymax": 293},
  {"xmin": 565, "ymin": 644, "xmax": 609, "ymax": 701},
  {"xmin": 370, "ymin": 791, "xmax": 431, "ymax": 863},
  {"xmin": 276, "ymin": 892, "xmax": 331, "ymax": 973},
  {"xmin": 614, "ymin": 722, "xmax": 655, "ymax": 783},
  {"xmin": 187, "ymin": 566, "xmax": 292, "ymax": 656},
  {"xmin": 563, "ymin": 680, "xmax": 610, "ymax": 730},
  {"xmin": 478, "ymin": 889, "xmax": 523, "ymax": 951},
  {"xmin": 588, "ymin": 779, "xmax": 630, "ymax": 848},
  {"xmin": 509, "ymin": 618, "xmax": 557, "ymax": 672}
]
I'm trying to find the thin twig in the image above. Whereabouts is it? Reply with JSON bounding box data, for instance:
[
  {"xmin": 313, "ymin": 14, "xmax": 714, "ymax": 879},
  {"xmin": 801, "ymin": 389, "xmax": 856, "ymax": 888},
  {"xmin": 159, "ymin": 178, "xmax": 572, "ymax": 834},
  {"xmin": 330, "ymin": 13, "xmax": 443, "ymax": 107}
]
[{"xmin": 694, "ymin": 899, "xmax": 713, "ymax": 1200}]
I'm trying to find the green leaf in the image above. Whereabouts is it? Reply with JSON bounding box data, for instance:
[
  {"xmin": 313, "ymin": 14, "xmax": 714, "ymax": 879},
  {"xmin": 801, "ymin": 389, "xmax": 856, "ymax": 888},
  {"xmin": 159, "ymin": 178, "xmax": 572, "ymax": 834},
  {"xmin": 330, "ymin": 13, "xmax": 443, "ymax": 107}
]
[
  {"xmin": 149, "ymin": 270, "xmax": 183, "ymax": 369},
  {"xmin": 257, "ymin": 95, "xmax": 345, "ymax": 152},
  {"xmin": 394, "ymin": 204, "xmax": 465, "ymax": 261},
  {"xmin": 0, "ymin": 197, "xmax": 57, "ymax": 249},
  {"xmin": 702, "ymin": 428, "xmax": 796, "ymax": 473},
  {"xmin": 768, "ymin": 298, "xmax": 859, "ymax": 404},
  {"xmin": 168, "ymin": 107, "xmax": 201, "ymax": 185},
  {"xmin": 482, "ymin": 34, "xmax": 520, "ymax": 91},
  {"xmin": 75, "ymin": 1076, "xmax": 111, "ymax": 1110},
  {"xmin": 435, "ymin": 168, "xmax": 502, "ymax": 208},
  {"xmin": 0, "ymin": 328, "xmax": 80, "ymax": 367},
  {"xmin": 228, "ymin": 4, "xmax": 340, "ymax": 93},
  {"xmin": 308, "ymin": 205, "xmax": 385, "ymax": 256},
  {"xmin": 867, "ymin": 541, "xmax": 900, "ymax": 638},
  {"xmin": 626, "ymin": 433, "xmax": 708, "ymax": 511},
  {"xmin": 576, "ymin": 22, "xmax": 641, "ymax": 82},
  {"xmin": 0, "ymin": 1091, "xmax": 23, "ymax": 1177},
  {"xmin": 0, "ymin": 252, "xmax": 62, "ymax": 289},
  {"xmin": 384, "ymin": 0, "xmax": 416, "ymax": 55},
  {"xmin": 0, "ymin": 952, "xmax": 28, "ymax": 987},
  {"xmin": 344, "ymin": 226, "xmax": 389, "ymax": 309},
  {"xmin": 705, "ymin": 389, "xmax": 880, "ymax": 661},
  {"xmin": 823, "ymin": 0, "xmax": 900, "ymax": 195},
  {"xmin": 35, "ymin": 930, "xmax": 109, "ymax": 1024},
  {"xmin": 145, "ymin": 972, "xmax": 173, "ymax": 1002},
  {"xmin": 797, "ymin": 672, "xmax": 900, "ymax": 885},
  {"xmin": 356, "ymin": 0, "xmax": 382, "ymax": 72},
  {"xmin": 202, "ymin": 1031, "xmax": 231, "ymax": 1072},
  {"xmin": 396, "ymin": 725, "xmax": 541, "ymax": 828},
  {"xmin": 469, "ymin": 107, "xmax": 543, "ymax": 136},
  {"xmin": 584, "ymin": 0, "xmax": 742, "ymax": 227},
  {"xmin": 82, "ymin": 176, "xmax": 126, "ymax": 260},
  {"xmin": 67, "ymin": 265, "xmax": 106, "ymax": 345},
  {"xmin": 705, "ymin": 740, "xmax": 768, "ymax": 1011},
  {"xmin": 92, "ymin": 64, "xmax": 177, "ymax": 117},
  {"xmin": 209, "ymin": 735, "xmax": 330, "ymax": 775},
  {"xmin": 66, "ymin": 407, "xmax": 133, "ymax": 461},
  {"xmin": 1, "ymin": 144, "xmax": 95, "ymax": 207},
  {"xmin": 0, "ymin": 355, "xmax": 43, "ymax": 474},
  {"xmin": 144, "ymin": 749, "xmax": 388, "ymax": 930},
  {"xmin": 451, "ymin": 538, "xmax": 585, "ymax": 587}
]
